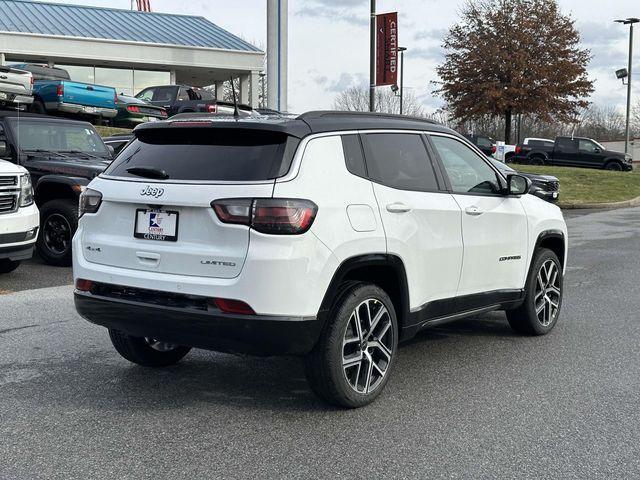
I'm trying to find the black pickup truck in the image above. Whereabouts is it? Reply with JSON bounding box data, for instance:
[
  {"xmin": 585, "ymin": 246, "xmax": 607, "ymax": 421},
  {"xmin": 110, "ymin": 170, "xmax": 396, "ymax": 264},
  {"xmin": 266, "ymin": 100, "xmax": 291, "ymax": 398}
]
[
  {"xmin": 0, "ymin": 111, "xmax": 113, "ymax": 266},
  {"xmin": 512, "ymin": 136, "xmax": 633, "ymax": 171}
]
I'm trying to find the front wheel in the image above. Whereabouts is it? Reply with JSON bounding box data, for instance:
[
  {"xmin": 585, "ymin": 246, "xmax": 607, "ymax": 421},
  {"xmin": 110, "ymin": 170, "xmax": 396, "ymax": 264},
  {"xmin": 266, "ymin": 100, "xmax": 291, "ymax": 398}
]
[
  {"xmin": 36, "ymin": 199, "xmax": 78, "ymax": 266},
  {"xmin": 109, "ymin": 329, "xmax": 192, "ymax": 367},
  {"xmin": 605, "ymin": 161, "xmax": 623, "ymax": 171},
  {"xmin": 305, "ymin": 283, "xmax": 398, "ymax": 408},
  {"xmin": 0, "ymin": 259, "xmax": 21, "ymax": 274},
  {"xmin": 507, "ymin": 248, "xmax": 563, "ymax": 335}
]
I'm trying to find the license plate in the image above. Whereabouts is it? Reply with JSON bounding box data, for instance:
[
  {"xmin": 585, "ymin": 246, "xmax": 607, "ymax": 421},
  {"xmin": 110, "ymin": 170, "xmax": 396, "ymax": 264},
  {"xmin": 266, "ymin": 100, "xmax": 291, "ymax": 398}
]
[
  {"xmin": 84, "ymin": 106, "xmax": 97, "ymax": 114},
  {"xmin": 0, "ymin": 92, "xmax": 6, "ymax": 100},
  {"xmin": 134, "ymin": 209, "xmax": 179, "ymax": 242}
]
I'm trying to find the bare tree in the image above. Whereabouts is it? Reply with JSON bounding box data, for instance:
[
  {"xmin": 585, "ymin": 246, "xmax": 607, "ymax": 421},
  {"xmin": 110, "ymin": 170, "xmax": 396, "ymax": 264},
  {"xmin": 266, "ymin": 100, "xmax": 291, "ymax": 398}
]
[{"xmin": 333, "ymin": 86, "xmax": 425, "ymax": 116}]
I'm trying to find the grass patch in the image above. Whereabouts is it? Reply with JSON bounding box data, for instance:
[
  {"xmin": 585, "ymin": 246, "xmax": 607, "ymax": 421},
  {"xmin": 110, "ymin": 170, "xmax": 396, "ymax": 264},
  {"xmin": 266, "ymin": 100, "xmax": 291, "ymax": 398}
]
[
  {"xmin": 514, "ymin": 164, "xmax": 640, "ymax": 205},
  {"xmin": 94, "ymin": 125, "xmax": 131, "ymax": 138}
]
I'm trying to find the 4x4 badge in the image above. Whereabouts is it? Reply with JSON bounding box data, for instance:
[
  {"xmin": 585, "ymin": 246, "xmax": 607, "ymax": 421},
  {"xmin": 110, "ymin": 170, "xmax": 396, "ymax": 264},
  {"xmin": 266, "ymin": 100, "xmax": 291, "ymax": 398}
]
[{"xmin": 140, "ymin": 186, "xmax": 164, "ymax": 198}]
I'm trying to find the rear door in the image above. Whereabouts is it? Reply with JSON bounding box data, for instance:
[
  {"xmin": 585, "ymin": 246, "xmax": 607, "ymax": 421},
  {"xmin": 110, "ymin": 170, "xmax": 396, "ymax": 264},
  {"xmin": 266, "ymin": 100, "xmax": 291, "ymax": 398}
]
[
  {"xmin": 429, "ymin": 134, "xmax": 528, "ymax": 297},
  {"xmin": 82, "ymin": 127, "xmax": 298, "ymax": 279},
  {"xmin": 361, "ymin": 132, "xmax": 463, "ymax": 309},
  {"xmin": 552, "ymin": 137, "xmax": 578, "ymax": 166}
]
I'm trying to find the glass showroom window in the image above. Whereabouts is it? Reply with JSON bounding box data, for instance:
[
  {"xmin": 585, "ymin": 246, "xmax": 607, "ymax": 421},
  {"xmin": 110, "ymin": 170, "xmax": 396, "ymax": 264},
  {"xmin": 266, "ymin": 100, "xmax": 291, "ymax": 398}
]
[
  {"xmin": 133, "ymin": 70, "xmax": 171, "ymax": 95},
  {"xmin": 57, "ymin": 64, "xmax": 95, "ymax": 84},
  {"xmin": 95, "ymin": 67, "xmax": 134, "ymax": 96}
]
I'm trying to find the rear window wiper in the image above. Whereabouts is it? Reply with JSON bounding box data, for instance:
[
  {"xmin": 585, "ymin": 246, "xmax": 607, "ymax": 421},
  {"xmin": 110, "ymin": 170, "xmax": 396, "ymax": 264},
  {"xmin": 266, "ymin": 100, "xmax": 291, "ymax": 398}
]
[{"xmin": 126, "ymin": 166, "xmax": 170, "ymax": 180}]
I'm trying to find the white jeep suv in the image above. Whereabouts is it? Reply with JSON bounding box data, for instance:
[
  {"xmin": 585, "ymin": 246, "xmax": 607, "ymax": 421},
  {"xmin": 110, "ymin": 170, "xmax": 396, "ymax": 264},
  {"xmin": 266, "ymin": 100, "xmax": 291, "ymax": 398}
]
[
  {"xmin": 0, "ymin": 159, "xmax": 38, "ymax": 273},
  {"xmin": 73, "ymin": 112, "xmax": 567, "ymax": 408}
]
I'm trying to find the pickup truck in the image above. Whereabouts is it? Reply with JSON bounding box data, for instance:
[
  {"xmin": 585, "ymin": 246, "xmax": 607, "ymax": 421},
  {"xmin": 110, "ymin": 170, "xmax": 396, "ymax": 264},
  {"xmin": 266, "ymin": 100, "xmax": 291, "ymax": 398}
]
[
  {"xmin": 512, "ymin": 136, "xmax": 633, "ymax": 171},
  {"xmin": 12, "ymin": 64, "xmax": 117, "ymax": 122},
  {"xmin": 0, "ymin": 111, "xmax": 113, "ymax": 266},
  {"xmin": 0, "ymin": 65, "xmax": 34, "ymax": 109}
]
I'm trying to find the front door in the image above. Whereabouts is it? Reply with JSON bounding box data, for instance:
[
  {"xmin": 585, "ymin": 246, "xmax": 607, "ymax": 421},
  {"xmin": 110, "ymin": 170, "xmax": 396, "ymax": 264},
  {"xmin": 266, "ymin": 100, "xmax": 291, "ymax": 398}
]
[
  {"xmin": 429, "ymin": 134, "xmax": 529, "ymax": 298},
  {"xmin": 360, "ymin": 132, "xmax": 464, "ymax": 311}
]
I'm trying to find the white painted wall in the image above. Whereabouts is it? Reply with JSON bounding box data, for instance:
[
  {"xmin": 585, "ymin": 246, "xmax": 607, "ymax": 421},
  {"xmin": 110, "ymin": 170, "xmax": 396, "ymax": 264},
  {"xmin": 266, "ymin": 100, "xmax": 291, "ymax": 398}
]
[{"xmin": 601, "ymin": 139, "xmax": 640, "ymax": 161}]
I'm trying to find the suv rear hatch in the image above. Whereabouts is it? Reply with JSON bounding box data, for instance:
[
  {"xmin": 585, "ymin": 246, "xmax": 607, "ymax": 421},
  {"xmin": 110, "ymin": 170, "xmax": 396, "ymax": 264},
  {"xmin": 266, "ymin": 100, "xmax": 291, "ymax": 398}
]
[{"xmin": 82, "ymin": 125, "xmax": 299, "ymax": 279}]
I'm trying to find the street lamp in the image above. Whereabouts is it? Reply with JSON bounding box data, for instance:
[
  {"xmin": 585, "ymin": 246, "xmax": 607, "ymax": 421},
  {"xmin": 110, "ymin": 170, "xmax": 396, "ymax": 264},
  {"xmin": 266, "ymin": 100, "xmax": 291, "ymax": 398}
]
[{"xmin": 614, "ymin": 17, "xmax": 640, "ymax": 156}]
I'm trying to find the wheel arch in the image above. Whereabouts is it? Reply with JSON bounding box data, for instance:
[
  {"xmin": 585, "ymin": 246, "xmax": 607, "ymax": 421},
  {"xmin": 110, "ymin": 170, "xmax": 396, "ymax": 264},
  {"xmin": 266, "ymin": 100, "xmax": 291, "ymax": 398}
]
[
  {"xmin": 317, "ymin": 254, "xmax": 410, "ymax": 331},
  {"xmin": 535, "ymin": 229, "xmax": 566, "ymax": 270},
  {"xmin": 35, "ymin": 176, "xmax": 87, "ymax": 206}
]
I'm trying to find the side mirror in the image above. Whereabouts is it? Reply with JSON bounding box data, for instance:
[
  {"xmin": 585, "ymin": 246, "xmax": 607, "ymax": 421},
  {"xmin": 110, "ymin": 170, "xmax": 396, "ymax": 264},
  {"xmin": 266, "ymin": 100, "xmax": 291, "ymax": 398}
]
[
  {"xmin": 507, "ymin": 174, "xmax": 531, "ymax": 196},
  {"xmin": 594, "ymin": 147, "xmax": 601, "ymax": 153},
  {"xmin": 106, "ymin": 145, "xmax": 115, "ymax": 157},
  {"xmin": 0, "ymin": 140, "xmax": 7, "ymax": 157}
]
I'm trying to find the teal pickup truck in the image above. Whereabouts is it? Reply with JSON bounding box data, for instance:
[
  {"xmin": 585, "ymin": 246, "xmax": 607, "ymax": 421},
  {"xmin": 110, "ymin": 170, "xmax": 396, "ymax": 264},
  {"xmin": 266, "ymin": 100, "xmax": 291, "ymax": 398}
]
[{"xmin": 12, "ymin": 64, "xmax": 117, "ymax": 122}]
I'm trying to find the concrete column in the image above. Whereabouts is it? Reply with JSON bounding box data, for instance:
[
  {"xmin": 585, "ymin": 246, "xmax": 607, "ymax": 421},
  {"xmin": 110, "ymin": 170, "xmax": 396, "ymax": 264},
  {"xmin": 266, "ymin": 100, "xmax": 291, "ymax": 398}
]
[
  {"xmin": 169, "ymin": 70, "xmax": 177, "ymax": 84},
  {"xmin": 249, "ymin": 71, "xmax": 260, "ymax": 108},
  {"xmin": 215, "ymin": 81, "xmax": 225, "ymax": 101},
  {"xmin": 267, "ymin": 0, "xmax": 288, "ymax": 111},
  {"xmin": 239, "ymin": 74, "xmax": 250, "ymax": 105},
  {"xmin": 0, "ymin": 53, "xmax": 5, "ymax": 66}
]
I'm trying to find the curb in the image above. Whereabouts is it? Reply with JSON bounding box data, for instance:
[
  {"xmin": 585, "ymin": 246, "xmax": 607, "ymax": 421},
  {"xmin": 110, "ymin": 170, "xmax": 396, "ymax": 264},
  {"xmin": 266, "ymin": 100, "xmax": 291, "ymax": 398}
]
[{"xmin": 559, "ymin": 195, "xmax": 640, "ymax": 210}]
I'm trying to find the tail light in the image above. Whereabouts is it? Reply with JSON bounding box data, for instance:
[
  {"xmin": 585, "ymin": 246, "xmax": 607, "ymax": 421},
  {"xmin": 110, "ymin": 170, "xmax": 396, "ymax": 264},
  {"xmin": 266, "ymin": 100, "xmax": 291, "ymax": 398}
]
[
  {"xmin": 56, "ymin": 84, "xmax": 64, "ymax": 97},
  {"xmin": 207, "ymin": 104, "xmax": 217, "ymax": 113},
  {"xmin": 491, "ymin": 145, "xmax": 497, "ymax": 154},
  {"xmin": 515, "ymin": 146, "xmax": 522, "ymax": 154},
  {"xmin": 114, "ymin": 91, "xmax": 118, "ymax": 103},
  {"xmin": 212, "ymin": 198, "xmax": 318, "ymax": 235},
  {"xmin": 127, "ymin": 105, "xmax": 140, "ymax": 113},
  {"xmin": 160, "ymin": 109, "xmax": 168, "ymax": 117},
  {"xmin": 213, "ymin": 298, "xmax": 255, "ymax": 315},
  {"xmin": 79, "ymin": 188, "xmax": 102, "ymax": 218},
  {"xmin": 30, "ymin": 76, "xmax": 34, "ymax": 87}
]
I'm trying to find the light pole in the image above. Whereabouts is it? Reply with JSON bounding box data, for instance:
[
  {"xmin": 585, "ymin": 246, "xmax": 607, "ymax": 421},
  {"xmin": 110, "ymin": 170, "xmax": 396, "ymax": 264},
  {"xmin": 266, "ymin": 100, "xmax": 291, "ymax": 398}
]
[
  {"xmin": 369, "ymin": 0, "xmax": 376, "ymax": 112},
  {"xmin": 398, "ymin": 46, "xmax": 407, "ymax": 115},
  {"xmin": 615, "ymin": 17, "xmax": 639, "ymax": 155}
]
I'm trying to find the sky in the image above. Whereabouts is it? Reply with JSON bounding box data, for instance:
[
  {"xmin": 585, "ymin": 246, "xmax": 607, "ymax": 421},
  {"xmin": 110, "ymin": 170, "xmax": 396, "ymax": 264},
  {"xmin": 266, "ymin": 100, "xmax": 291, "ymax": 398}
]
[{"xmin": 29, "ymin": 0, "xmax": 640, "ymax": 114}]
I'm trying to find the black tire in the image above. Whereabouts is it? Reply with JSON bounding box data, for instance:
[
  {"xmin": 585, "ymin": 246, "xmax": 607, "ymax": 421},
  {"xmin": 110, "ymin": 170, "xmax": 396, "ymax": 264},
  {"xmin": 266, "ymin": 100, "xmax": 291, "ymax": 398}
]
[
  {"xmin": 605, "ymin": 161, "xmax": 623, "ymax": 171},
  {"xmin": 30, "ymin": 99, "xmax": 46, "ymax": 115},
  {"xmin": 530, "ymin": 155, "xmax": 545, "ymax": 166},
  {"xmin": 305, "ymin": 283, "xmax": 399, "ymax": 408},
  {"xmin": 0, "ymin": 259, "xmax": 21, "ymax": 274},
  {"xmin": 109, "ymin": 329, "xmax": 192, "ymax": 367},
  {"xmin": 36, "ymin": 199, "xmax": 78, "ymax": 267},
  {"xmin": 507, "ymin": 248, "xmax": 563, "ymax": 336}
]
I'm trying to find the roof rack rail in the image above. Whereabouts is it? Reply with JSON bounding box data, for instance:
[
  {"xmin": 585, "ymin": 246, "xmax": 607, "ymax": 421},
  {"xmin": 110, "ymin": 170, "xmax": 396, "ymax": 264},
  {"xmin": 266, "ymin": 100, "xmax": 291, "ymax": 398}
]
[{"xmin": 298, "ymin": 110, "xmax": 437, "ymax": 125}]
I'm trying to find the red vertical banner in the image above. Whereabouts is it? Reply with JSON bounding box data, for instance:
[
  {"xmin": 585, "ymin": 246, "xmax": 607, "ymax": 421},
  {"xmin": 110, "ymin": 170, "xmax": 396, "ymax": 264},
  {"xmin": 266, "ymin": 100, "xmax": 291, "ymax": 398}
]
[{"xmin": 376, "ymin": 12, "xmax": 398, "ymax": 87}]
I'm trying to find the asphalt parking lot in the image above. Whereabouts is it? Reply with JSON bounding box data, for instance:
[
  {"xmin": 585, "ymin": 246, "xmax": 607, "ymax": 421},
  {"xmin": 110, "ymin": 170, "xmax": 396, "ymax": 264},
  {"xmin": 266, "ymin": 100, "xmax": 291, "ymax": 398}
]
[{"xmin": 1, "ymin": 207, "xmax": 639, "ymax": 479}]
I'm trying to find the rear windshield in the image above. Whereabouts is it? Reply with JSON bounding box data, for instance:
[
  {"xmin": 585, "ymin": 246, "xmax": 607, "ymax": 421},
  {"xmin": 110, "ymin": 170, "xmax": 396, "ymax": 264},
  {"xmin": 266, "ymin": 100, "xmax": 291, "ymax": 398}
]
[{"xmin": 103, "ymin": 128, "xmax": 300, "ymax": 181}]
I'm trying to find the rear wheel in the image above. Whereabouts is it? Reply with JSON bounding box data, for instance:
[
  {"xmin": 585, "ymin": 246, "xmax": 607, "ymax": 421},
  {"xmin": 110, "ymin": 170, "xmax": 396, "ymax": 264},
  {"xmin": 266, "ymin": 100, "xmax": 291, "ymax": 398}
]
[
  {"xmin": 36, "ymin": 199, "xmax": 78, "ymax": 267},
  {"xmin": 530, "ymin": 155, "xmax": 545, "ymax": 166},
  {"xmin": 0, "ymin": 259, "xmax": 21, "ymax": 274},
  {"xmin": 30, "ymin": 99, "xmax": 46, "ymax": 115},
  {"xmin": 605, "ymin": 161, "xmax": 623, "ymax": 171},
  {"xmin": 507, "ymin": 248, "xmax": 563, "ymax": 335},
  {"xmin": 305, "ymin": 283, "xmax": 398, "ymax": 408},
  {"xmin": 109, "ymin": 329, "xmax": 192, "ymax": 367}
]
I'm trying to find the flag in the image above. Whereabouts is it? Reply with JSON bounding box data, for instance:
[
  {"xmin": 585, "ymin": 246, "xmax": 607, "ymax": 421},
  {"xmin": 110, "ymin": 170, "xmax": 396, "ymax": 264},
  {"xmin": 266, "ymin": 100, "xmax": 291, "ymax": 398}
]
[{"xmin": 136, "ymin": 0, "xmax": 151, "ymax": 12}]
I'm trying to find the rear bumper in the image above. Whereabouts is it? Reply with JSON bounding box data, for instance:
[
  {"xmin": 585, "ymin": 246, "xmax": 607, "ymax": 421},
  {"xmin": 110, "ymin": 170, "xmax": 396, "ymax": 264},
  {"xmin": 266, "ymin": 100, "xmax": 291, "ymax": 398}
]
[
  {"xmin": 0, "ymin": 91, "xmax": 34, "ymax": 105},
  {"xmin": 74, "ymin": 289, "xmax": 322, "ymax": 356},
  {"xmin": 50, "ymin": 102, "xmax": 117, "ymax": 118}
]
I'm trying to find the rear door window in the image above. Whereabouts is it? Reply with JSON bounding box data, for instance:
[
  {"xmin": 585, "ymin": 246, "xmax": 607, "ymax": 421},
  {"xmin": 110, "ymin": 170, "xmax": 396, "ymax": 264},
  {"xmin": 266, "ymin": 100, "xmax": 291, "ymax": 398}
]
[
  {"xmin": 555, "ymin": 138, "xmax": 577, "ymax": 153},
  {"xmin": 104, "ymin": 129, "xmax": 300, "ymax": 182},
  {"xmin": 362, "ymin": 133, "xmax": 439, "ymax": 191},
  {"xmin": 341, "ymin": 134, "xmax": 367, "ymax": 177}
]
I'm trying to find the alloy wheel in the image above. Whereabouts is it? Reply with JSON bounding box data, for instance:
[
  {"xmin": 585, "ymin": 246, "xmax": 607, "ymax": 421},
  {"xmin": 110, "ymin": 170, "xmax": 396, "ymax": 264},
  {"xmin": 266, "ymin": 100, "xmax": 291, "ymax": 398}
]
[
  {"xmin": 342, "ymin": 298, "xmax": 394, "ymax": 394},
  {"xmin": 534, "ymin": 260, "xmax": 561, "ymax": 327},
  {"xmin": 43, "ymin": 213, "xmax": 71, "ymax": 256}
]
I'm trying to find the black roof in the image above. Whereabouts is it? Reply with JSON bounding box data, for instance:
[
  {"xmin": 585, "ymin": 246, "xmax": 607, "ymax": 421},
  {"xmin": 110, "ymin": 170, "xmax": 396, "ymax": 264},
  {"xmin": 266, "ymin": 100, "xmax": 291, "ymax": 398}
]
[
  {"xmin": 0, "ymin": 111, "xmax": 93, "ymax": 126},
  {"xmin": 134, "ymin": 110, "xmax": 456, "ymax": 138}
]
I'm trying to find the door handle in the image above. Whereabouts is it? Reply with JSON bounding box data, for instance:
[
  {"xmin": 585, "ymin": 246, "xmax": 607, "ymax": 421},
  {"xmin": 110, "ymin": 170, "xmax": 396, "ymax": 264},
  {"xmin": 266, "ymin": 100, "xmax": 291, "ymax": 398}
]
[
  {"xmin": 386, "ymin": 202, "xmax": 411, "ymax": 213},
  {"xmin": 465, "ymin": 206, "xmax": 483, "ymax": 216}
]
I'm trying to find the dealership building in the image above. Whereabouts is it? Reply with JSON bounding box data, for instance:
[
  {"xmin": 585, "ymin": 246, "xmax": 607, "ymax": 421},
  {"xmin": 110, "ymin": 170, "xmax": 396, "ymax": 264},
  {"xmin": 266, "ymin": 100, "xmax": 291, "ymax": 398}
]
[{"xmin": 0, "ymin": 0, "xmax": 265, "ymax": 106}]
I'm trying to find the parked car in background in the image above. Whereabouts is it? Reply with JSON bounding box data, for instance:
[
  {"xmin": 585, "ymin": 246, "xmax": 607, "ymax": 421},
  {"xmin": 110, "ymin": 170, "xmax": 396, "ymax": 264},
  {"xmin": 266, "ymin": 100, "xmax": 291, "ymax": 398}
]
[
  {"xmin": 12, "ymin": 64, "xmax": 117, "ymax": 123},
  {"xmin": 0, "ymin": 157, "xmax": 38, "ymax": 274},
  {"xmin": 463, "ymin": 133, "xmax": 496, "ymax": 157},
  {"xmin": 0, "ymin": 111, "xmax": 113, "ymax": 266},
  {"xmin": 112, "ymin": 94, "xmax": 167, "ymax": 128},
  {"xmin": 489, "ymin": 158, "xmax": 559, "ymax": 203},
  {"xmin": 0, "ymin": 65, "xmax": 34, "ymax": 110},
  {"xmin": 512, "ymin": 136, "xmax": 633, "ymax": 171},
  {"xmin": 103, "ymin": 133, "xmax": 133, "ymax": 156},
  {"xmin": 135, "ymin": 85, "xmax": 252, "ymax": 117}
]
